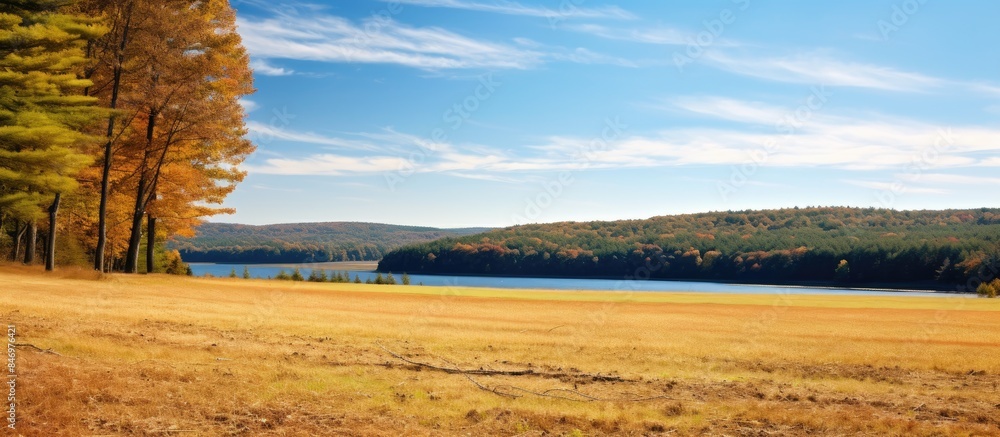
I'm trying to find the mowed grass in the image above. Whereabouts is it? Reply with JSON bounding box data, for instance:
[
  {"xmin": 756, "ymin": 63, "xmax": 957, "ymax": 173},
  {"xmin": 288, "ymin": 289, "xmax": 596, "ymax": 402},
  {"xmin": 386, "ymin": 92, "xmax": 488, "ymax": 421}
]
[{"xmin": 3, "ymin": 265, "xmax": 1000, "ymax": 436}]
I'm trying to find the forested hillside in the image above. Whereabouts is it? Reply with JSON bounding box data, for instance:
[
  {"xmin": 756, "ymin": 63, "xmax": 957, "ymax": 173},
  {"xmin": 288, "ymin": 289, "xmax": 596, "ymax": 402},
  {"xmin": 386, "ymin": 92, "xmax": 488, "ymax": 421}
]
[
  {"xmin": 170, "ymin": 222, "xmax": 491, "ymax": 263},
  {"xmin": 379, "ymin": 207, "xmax": 1000, "ymax": 290}
]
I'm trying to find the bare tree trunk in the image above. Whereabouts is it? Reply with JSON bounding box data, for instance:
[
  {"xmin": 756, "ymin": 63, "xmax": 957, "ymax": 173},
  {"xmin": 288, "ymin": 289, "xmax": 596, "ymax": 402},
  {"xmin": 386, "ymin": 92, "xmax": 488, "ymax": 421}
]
[
  {"xmin": 95, "ymin": 3, "xmax": 133, "ymax": 273},
  {"xmin": 23, "ymin": 222, "xmax": 36, "ymax": 264},
  {"xmin": 146, "ymin": 213, "xmax": 156, "ymax": 273},
  {"xmin": 45, "ymin": 194, "xmax": 61, "ymax": 271}
]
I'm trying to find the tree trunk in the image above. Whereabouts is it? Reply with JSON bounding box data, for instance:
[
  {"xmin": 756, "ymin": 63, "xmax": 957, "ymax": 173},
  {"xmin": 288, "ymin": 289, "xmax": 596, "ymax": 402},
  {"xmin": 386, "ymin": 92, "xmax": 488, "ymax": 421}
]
[
  {"xmin": 10, "ymin": 221, "xmax": 26, "ymax": 262},
  {"xmin": 95, "ymin": 5, "xmax": 132, "ymax": 273},
  {"xmin": 23, "ymin": 222, "xmax": 36, "ymax": 264},
  {"xmin": 124, "ymin": 106, "xmax": 157, "ymax": 274},
  {"xmin": 123, "ymin": 179, "xmax": 145, "ymax": 274},
  {"xmin": 45, "ymin": 193, "xmax": 61, "ymax": 271},
  {"xmin": 95, "ymin": 139, "xmax": 115, "ymax": 272},
  {"xmin": 146, "ymin": 214, "xmax": 156, "ymax": 273}
]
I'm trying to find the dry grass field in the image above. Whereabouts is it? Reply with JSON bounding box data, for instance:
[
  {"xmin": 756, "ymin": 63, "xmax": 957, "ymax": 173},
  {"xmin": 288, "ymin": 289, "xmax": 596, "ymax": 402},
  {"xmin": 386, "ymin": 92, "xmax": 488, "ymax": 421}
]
[{"xmin": 2, "ymin": 264, "xmax": 1000, "ymax": 436}]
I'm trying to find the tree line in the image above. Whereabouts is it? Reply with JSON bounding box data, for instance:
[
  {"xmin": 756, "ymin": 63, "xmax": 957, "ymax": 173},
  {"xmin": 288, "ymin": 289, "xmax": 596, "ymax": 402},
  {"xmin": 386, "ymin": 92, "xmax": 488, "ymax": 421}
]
[
  {"xmin": 0, "ymin": 0, "xmax": 253, "ymax": 273},
  {"xmin": 169, "ymin": 222, "xmax": 492, "ymax": 263},
  {"xmin": 219, "ymin": 266, "xmax": 413, "ymax": 286},
  {"xmin": 378, "ymin": 207, "xmax": 1000, "ymax": 292}
]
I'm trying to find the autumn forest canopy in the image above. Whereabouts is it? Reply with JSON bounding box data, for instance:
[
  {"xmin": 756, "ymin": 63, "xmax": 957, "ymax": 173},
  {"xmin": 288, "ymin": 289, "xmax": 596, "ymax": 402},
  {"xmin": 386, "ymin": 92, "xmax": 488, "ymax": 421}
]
[
  {"xmin": 169, "ymin": 222, "xmax": 491, "ymax": 264},
  {"xmin": 0, "ymin": 0, "xmax": 253, "ymax": 273},
  {"xmin": 378, "ymin": 207, "xmax": 1000, "ymax": 291}
]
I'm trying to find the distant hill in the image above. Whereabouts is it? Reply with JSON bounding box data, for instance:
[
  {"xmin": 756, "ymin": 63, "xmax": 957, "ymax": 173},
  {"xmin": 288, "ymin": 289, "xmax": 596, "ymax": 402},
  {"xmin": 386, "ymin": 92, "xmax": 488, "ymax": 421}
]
[
  {"xmin": 169, "ymin": 222, "xmax": 491, "ymax": 263},
  {"xmin": 378, "ymin": 207, "xmax": 1000, "ymax": 290}
]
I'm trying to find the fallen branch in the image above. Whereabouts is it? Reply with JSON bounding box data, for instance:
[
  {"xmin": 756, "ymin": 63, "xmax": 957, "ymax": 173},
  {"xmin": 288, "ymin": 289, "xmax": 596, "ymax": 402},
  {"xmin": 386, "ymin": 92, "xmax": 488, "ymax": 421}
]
[
  {"xmin": 377, "ymin": 342, "xmax": 628, "ymax": 382},
  {"xmin": 376, "ymin": 343, "xmax": 533, "ymax": 376},
  {"xmin": 460, "ymin": 373, "xmax": 519, "ymax": 399},
  {"xmin": 518, "ymin": 325, "xmax": 566, "ymax": 334},
  {"xmin": 14, "ymin": 343, "xmax": 62, "ymax": 356},
  {"xmin": 376, "ymin": 342, "xmax": 677, "ymax": 403},
  {"xmin": 495, "ymin": 385, "xmax": 676, "ymax": 402}
]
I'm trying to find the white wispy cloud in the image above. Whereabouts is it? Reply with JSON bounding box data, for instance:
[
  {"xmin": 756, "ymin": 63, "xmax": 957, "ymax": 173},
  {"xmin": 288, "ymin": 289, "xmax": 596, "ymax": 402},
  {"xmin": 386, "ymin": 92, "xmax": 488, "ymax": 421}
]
[
  {"xmin": 252, "ymin": 155, "xmax": 413, "ymax": 175},
  {"xmin": 236, "ymin": 12, "xmax": 630, "ymax": 71},
  {"xmin": 969, "ymin": 83, "xmax": 1000, "ymax": 97},
  {"xmin": 246, "ymin": 97, "xmax": 1000, "ymax": 179},
  {"xmin": 569, "ymin": 23, "xmax": 998, "ymax": 95},
  {"xmin": 692, "ymin": 50, "xmax": 1000, "ymax": 96},
  {"xmin": 246, "ymin": 121, "xmax": 382, "ymax": 151},
  {"xmin": 238, "ymin": 98, "xmax": 260, "ymax": 113},
  {"xmin": 669, "ymin": 96, "xmax": 789, "ymax": 125},
  {"xmin": 549, "ymin": 47, "xmax": 638, "ymax": 67},
  {"xmin": 702, "ymin": 51, "xmax": 944, "ymax": 92},
  {"xmin": 843, "ymin": 180, "xmax": 949, "ymax": 195},
  {"xmin": 249, "ymin": 59, "xmax": 295, "ymax": 76},
  {"xmin": 237, "ymin": 13, "xmax": 543, "ymax": 70},
  {"xmin": 250, "ymin": 184, "xmax": 301, "ymax": 193},
  {"xmin": 899, "ymin": 173, "xmax": 1000, "ymax": 185},
  {"xmin": 565, "ymin": 23, "xmax": 739, "ymax": 47},
  {"xmin": 393, "ymin": 0, "xmax": 636, "ymax": 20}
]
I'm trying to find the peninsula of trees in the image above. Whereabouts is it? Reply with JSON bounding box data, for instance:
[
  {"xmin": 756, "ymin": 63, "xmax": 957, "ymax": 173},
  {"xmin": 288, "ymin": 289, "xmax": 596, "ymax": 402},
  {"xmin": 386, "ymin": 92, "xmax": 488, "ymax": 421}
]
[
  {"xmin": 378, "ymin": 207, "xmax": 1000, "ymax": 291},
  {"xmin": 171, "ymin": 222, "xmax": 491, "ymax": 264},
  {"xmin": 1, "ymin": 0, "xmax": 254, "ymax": 273}
]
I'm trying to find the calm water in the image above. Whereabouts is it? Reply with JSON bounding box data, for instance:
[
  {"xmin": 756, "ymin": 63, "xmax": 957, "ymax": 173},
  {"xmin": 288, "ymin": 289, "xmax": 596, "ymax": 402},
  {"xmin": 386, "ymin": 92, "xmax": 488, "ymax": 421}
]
[{"xmin": 188, "ymin": 263, "xmax": 967, "ymax": 297}]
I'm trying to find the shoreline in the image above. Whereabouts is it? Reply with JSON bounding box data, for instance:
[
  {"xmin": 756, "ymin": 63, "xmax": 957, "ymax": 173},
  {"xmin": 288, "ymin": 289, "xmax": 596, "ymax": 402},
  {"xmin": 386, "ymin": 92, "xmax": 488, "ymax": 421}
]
[
  {"xmin": 188, "ymin": 261, "xmax": 379, "ymax": 270},
  {"xmin": 370, "ymin": 269, "xmax": 963, "ymax": 294},
  {"xmin": 188, "ymin": 261, "xmax": 966, "ymax": 294}
]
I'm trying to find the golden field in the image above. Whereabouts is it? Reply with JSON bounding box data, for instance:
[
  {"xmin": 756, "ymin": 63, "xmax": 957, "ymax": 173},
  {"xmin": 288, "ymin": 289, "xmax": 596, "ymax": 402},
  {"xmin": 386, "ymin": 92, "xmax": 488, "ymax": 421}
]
[{"xmin": 2, "ymin": 265, "xmax": 1000, "ymax": 436}]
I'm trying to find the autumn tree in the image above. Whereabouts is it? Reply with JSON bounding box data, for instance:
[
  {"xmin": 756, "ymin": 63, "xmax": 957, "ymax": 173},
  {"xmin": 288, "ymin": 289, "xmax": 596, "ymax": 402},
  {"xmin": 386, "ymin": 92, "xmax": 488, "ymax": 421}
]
[
  {"xmin": 123, "ymin": 0, "xmax": 253, "ymax": 274},
  {"xmin": 0, "ymin": 1, "xmax": 106, "ymax": 270},
  {"xmin": 79, "ymin": 0, "xmax": 253, "ymax": 273},
  {"xmin": 977, "ymin": 279, "xmax": 999, "ymax": 298}
]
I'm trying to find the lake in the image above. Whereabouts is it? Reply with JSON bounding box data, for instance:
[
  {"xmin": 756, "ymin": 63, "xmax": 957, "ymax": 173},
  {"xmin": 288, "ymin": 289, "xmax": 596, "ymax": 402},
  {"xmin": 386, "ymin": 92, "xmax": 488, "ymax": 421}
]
[{"xmin": 187, "ymin": 262, "xmax": 969, "ymax": 297}]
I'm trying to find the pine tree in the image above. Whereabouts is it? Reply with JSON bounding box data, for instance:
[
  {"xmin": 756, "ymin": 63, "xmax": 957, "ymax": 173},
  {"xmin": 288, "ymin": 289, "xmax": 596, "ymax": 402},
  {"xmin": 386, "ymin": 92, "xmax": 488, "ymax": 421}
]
[
  {"xmin": 163, "ymin": 250, "xmax": 186, "ymax": 275},
  {"xmin": 978, "ymin": 279, "xmax": 999, "ymax": 298},
  {"xmin": 401, "ymin": 273, "xmax": 411, "ymax": 285},
  {"xmin": 291, "ymin": 268, "xmax": 303, "ymax": 281},
  {"xmin": 0, "ymin": 1, "xmax": 107, "ymax": 270},
  {"xmin": 308, "ymin": 268, "xmax": 327, "ymax": 282},
  {"xmin": 242, "ymin": 266, "xmax": 250, "ymax": 279},
  {"xmin": 228, "ymin": 268, "xmax": 237, "ymax": 278},
  {"xmin": 353, "ymin": 275, "xmax": 361, "ymax": 284}
]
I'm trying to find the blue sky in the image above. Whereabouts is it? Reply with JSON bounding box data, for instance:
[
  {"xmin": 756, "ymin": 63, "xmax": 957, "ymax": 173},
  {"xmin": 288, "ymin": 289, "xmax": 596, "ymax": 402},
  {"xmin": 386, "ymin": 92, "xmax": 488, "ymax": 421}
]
[{"xmin": 226, "ymin": 0, "xmax": 1000, "ymax": 227}]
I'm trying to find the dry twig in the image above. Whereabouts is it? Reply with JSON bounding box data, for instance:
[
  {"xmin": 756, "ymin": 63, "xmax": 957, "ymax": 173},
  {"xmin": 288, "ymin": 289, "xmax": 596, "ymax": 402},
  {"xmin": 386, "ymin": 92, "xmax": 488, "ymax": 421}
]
[{"xmin": 14, "ymin": 343, "xmax": 62, "ymax": 356}]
